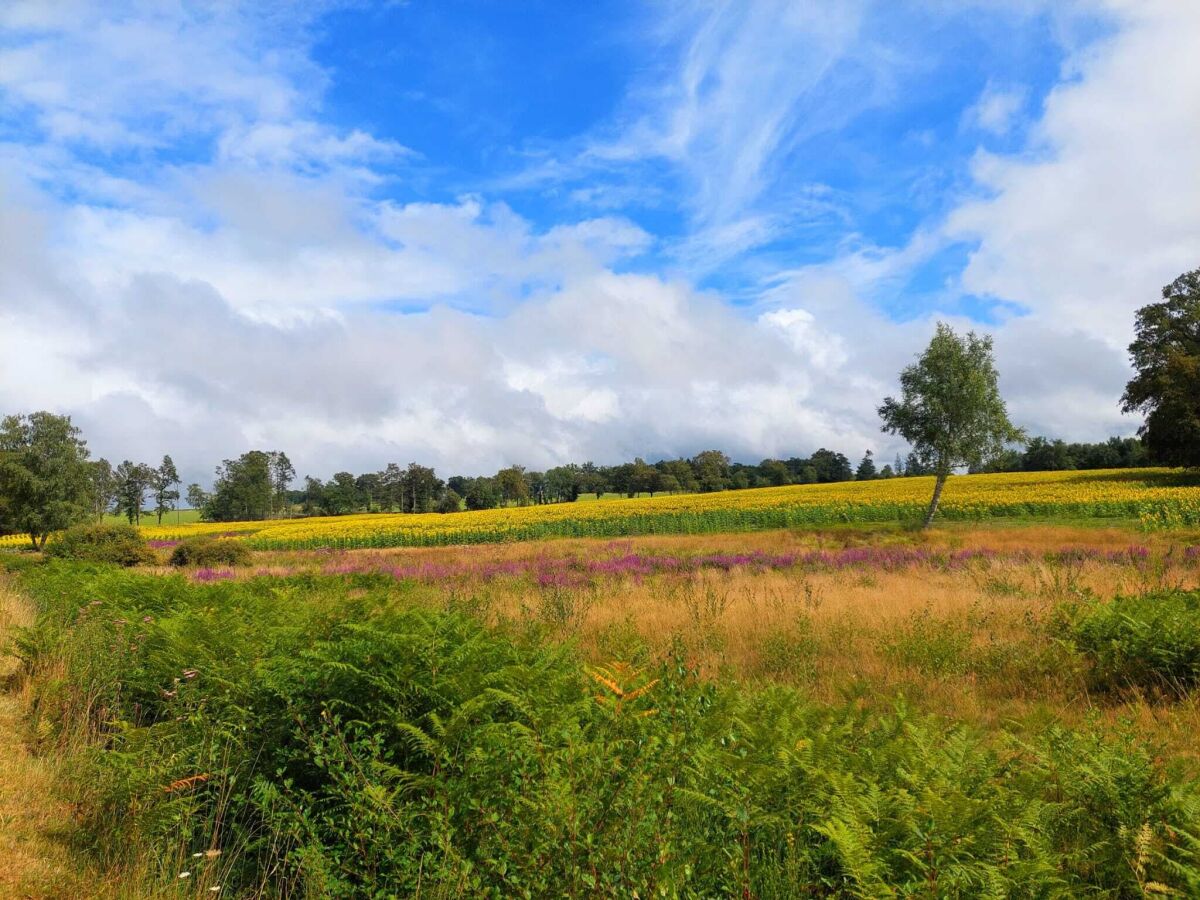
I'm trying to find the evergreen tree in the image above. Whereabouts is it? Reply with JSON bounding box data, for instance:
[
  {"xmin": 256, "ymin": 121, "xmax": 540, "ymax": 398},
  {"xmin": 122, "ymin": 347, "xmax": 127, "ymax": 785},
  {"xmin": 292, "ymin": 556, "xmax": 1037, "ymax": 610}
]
[
  {"xmin": 152, "ymin": 454, "xmax": 182, "ymax": 524},
  {"xmin": 855, "ymin": 450, "xmax": 877, "ymax": 481}
]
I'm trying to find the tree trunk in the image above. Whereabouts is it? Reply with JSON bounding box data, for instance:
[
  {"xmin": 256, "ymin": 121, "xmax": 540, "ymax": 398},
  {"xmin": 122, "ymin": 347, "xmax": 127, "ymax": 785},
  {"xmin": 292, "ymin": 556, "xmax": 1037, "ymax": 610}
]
[{"xmin": 923, "ymin": 469, "xmax": 949, "ymax": 529}]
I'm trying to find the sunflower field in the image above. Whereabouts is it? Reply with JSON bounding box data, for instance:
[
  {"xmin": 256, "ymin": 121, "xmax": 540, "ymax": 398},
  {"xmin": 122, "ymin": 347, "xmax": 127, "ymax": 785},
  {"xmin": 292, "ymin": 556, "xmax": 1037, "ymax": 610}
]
[{"xmin": 5, "ymin": 467, "xmax": 1196, "ymax": 551}]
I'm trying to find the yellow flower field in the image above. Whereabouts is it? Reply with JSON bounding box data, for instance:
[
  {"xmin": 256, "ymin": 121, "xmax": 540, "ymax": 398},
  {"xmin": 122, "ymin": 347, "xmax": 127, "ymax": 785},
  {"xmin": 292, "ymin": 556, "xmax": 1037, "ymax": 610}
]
[{"xmin": 5, "ymin": 467, "xmax": 1198, "ymax": 551}]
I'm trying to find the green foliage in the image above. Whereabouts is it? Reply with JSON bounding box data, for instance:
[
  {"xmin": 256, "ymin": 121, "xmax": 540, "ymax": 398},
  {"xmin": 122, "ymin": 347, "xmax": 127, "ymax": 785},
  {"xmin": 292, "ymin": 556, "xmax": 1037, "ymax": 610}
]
[
  {"xmin": 854, "ymin": 449, "xmax": 876, "ymax": 481},
  {"xmin": 167, "ymin": 536, "xmax": 252, "ymax": 567},
  {"xmin": 494, "ymin": 464, "xmax": 530, "ymax": 505},
  {"xmin": 12, "ymin": 564, "xmax": 1200, "ymax": 897},
  {"xmin": 881, "ymin": 607, "xmax": 972, "ymax": 675},
  {"xmin": 973, "ymin": 436, "xmax": 1149, "ymax": 474},
  {"xmin": 879, "ymin": 323, "xmax": 1025, "ymax": 526},
  {"xmin": 44, "ymin": 522, "xmax": 157, "ymax": 567},
  {"xmin": 1122, "ymin": 267, "xmax": 1200, "ymax": 468},
  {"xmin": 880, "ymin": 323, "xmax": 1025, "ymax": 474},
  {"xmin": 435, "ymin": 488, "xmax": 462, "ymax": 513},
  {"xmin": 0, "ymin": 411, "xmax": 95, "ymax": 548},
  {"xmin": 463, "ymin": 478, "xmax": 500, "ymax": 510},
  {"xmin": 206, "ymin": 450, "xmax": 278, "ymax": 521},
  {"xmin": 1065, "ymin": 589, "xmax": 1200, "ymax": 696},
  {"xmin": 113, "ymin": 459, "xmax": 153, "ymax": 525},
  {"xmin": 151, "ymin": 454, "xmax": 181, "ymax": 525},
  {"xmin": 753, "ymin": 623, "xmax": 818, "ymax": 680}
]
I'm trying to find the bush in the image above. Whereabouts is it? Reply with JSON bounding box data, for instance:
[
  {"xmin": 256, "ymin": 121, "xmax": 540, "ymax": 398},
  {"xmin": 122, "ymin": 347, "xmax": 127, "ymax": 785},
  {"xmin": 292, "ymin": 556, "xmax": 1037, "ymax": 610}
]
[
  {"xmin": 45, "ymin": 523, "xmax": 157, "ymax": 566},
  {"xmin": 1067, "ymin": 589, "xmax": 1200, "ymax": 696},
  {"xmin": 168, "ymin": 536, "xmax": 251, "ymax": 568}
]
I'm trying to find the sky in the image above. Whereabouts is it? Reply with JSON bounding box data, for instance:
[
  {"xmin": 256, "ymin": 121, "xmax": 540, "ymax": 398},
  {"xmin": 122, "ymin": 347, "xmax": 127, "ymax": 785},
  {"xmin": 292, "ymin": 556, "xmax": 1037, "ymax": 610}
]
[{"xmin": 1, "ymin": 0, "xmax": 1198, "ymax": 486}]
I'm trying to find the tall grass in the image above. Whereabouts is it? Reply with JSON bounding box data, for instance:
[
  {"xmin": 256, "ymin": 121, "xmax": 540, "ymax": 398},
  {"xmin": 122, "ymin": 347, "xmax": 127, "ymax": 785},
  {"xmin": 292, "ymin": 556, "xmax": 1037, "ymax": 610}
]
[{"xmin": 9, "ymin": 560, "xmax": 1200, "ymax": 896}]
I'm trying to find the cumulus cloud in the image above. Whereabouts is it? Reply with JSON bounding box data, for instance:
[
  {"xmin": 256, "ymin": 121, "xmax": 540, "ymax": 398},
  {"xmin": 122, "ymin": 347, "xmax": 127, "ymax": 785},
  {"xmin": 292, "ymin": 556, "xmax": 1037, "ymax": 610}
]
[
  {"xmin": 0, "ymin": 1, "xmax": 319, "ymax": 150},
  {"xmin": 1, "ymin": 0, "xmax": 1197, "ymax": 488},
  {"xmin": 2, "ymin": 183, "xmax": 885, "ymax": 483},
  {"xmin": 944, "ymin": 0, "xmax": 1200, "ymax": 428}
]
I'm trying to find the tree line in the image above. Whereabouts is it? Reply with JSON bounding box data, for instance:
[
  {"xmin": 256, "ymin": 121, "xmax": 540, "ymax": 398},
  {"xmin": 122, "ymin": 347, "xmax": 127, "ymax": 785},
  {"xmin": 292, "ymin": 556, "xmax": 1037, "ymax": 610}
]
[
  {"xmin": 969, "ymin": 436, "xmax": 1148, "ymax": 474},
  {"xmin": 2, "ymin": 266, "xmax": 1197, "ymax": 540}
]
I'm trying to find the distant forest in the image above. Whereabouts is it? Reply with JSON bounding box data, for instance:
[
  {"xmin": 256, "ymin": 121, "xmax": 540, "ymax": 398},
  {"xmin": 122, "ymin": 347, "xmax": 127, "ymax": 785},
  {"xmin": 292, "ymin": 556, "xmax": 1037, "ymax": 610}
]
[{"xmin": 172, "ymin": 436, "xmax": 1147, "ymax": 523}]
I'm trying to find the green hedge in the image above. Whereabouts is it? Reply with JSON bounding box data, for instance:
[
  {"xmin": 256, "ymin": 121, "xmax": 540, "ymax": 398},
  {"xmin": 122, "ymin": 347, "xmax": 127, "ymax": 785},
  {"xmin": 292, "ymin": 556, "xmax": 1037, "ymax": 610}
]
[{"xmin": 168, "ymin": 536, "xmax": 251, "ymax": 567}]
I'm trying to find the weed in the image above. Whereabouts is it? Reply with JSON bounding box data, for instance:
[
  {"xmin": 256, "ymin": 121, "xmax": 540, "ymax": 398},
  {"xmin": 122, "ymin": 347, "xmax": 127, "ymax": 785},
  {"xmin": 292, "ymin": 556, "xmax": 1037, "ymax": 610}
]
[{"xmin": 882, "ymin": 606, "xmax": 972, "ymax": 676}]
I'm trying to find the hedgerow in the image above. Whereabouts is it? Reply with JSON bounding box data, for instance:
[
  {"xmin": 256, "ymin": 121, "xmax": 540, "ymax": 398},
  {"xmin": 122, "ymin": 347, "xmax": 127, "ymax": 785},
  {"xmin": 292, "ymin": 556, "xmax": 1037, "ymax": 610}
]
[{"xmin": 168, "ymin": 536, "xmax": 252, "ymax": 567}]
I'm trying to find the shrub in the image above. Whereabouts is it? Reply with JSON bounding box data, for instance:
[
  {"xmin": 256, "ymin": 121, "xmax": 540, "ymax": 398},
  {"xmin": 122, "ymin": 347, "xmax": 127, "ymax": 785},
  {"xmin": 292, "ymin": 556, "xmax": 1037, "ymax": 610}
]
[
  {"xmin": 168, "ymin": 536, "xmax": 251, "ymax": 568},
  {"xmin": 45, "ymin": 523, "xmax": 156, "ymax": 566},
  {"xmin": 1066, "ymin": 589, "xmax": 1200, "ymax": 696}
]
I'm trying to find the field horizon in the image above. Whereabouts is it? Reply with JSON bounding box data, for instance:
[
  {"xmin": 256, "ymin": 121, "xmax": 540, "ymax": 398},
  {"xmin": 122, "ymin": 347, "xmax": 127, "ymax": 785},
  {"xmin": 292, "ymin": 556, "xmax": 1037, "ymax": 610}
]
[{"xmin": 6, "ymin": 466, "xmax": 1199, "ymax": 553}]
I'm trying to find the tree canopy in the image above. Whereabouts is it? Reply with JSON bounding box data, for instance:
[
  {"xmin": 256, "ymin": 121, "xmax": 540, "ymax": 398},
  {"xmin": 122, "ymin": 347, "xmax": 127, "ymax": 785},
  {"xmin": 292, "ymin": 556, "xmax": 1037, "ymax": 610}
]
[
  {"xmin": 0, "ymin": 411, "xmax": 95, "ymax": 548},
  {"xmin": 879, "ymin": 323, "xmax": 1024, "ymax": 526},
  {"xmin": 206, "ymin": 451, "xmax": 277, "ymax": 521},
  {"xmin": 1121, "ymin": 267, "xmax": 1200, "ymax": 468}
]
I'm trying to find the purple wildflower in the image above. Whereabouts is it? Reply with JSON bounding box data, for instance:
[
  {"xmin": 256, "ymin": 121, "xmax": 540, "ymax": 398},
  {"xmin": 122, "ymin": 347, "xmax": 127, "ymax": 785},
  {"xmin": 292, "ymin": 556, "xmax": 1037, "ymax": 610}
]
[{"xmin": 192, "ymin": 568, "xmax": 235, "ymax": 582}]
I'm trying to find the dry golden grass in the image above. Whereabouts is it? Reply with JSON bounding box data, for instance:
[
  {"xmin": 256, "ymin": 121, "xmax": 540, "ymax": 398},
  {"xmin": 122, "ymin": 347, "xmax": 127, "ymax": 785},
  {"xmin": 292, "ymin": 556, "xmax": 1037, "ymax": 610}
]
[
  {"xmin": 250, "ymin": 520, "xmax": 1198, "ymax": 568},
  {"xmin": 137, "ymin": 520, "xmax": 1200, "ymax": 764},
  {"xmin": 0, "ymin": 578, "xmax": 92, "ymax": 899},
  {"xmin": 565, "ymin": 562, "xmax": 1200, "ymax": 765},
  {"xmin": 8, "ymin": 520, "xmax": 1200, "ymax": 894}
]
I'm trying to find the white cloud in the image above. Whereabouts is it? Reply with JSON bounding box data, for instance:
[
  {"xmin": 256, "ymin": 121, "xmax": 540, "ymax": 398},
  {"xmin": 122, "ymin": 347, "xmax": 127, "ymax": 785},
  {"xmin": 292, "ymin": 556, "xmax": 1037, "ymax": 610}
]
[
  {"xmin": 944, "ymin": 0, "xmax": 1200, "ymax": 431},
  {"xmin": 964, "ymin": 82, "xmax": 1027, "ymax": 135},
  {"xmin": 3, "ymin": 245, "xmax": 887, "ymax": 482},
  {"xmin": 0, "ymin": 2, "xmax": 316, "ymax": 151},
  {"xmin": 217, "ymin": 121, "xmax": 413, "ymax": 176},
  {"xmin": 1, "ymin": 0, "xmax": 1198, "ymax": 487}
]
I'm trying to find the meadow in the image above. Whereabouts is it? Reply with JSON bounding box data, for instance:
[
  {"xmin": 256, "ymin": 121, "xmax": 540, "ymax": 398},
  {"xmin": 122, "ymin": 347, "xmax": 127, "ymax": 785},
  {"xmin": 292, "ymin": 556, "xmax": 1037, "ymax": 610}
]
[
  {"xmin": 4, "ymin": 483, "xmax": 1200, "ymax": 895},
  {"xmin": 100, "ymin": 509, "xmax": 203, "ymax": 528},
  {"xmin": 138, "ymin": 525, "xmax": 1200, "ymax": 756}
]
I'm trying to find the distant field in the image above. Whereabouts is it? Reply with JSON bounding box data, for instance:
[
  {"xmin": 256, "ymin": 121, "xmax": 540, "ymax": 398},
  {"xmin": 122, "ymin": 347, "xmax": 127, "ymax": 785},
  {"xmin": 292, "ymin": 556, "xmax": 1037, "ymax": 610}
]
[
  {"xmin": 99, "ymin": 509, "xmax": 202, "ymax": 528},
  {"xmin": 6, "ymin": 468, "xmax": 1196, "ymax": 551}
]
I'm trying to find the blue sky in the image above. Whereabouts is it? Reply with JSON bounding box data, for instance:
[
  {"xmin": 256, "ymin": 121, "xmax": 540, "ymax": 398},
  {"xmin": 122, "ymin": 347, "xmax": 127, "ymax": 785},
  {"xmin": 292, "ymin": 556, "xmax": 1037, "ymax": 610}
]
[
  {"xmin": 1, "ymin": 1, "xmax": 1197, "ymax": 483},
  {"xmin": 318, "ymin": 4, "xmax": 1079, "ymax": 289},
  {"xmin": 313, "ymin": 2, "xmax": 1073, "ymax": 307}
]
